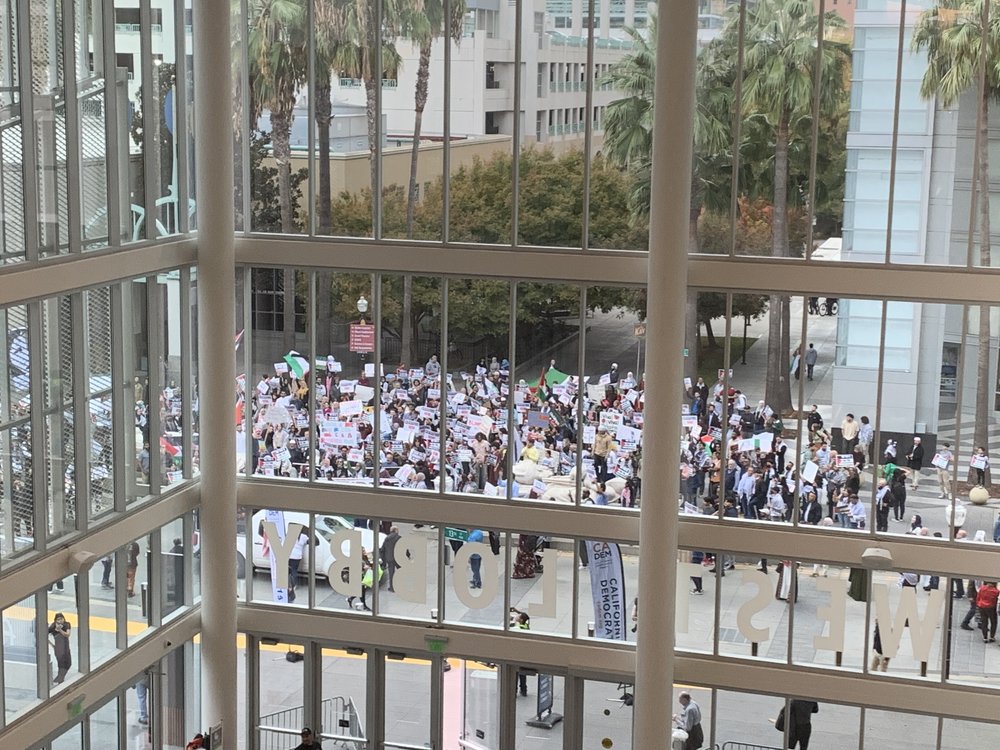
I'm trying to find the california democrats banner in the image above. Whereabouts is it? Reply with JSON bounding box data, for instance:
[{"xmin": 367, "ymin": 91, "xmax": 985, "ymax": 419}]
[
  {"xmin": 263, "ymin": 509, "xmax": 289, "ymax": 603},
  {"xmin": 585, "ymin": 541, "xmax": 627, "ymax": 640}
]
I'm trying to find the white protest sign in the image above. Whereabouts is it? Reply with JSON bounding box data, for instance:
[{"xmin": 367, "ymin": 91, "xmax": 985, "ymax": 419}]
[
  {"xmin": 339, "ymin": 400, "xmax": 363, "ymax": 417},
  {"xmin": 347, "ymin": 448, "xmax": 365, "ymax": 463},
  {"xmin": 329, "ymin": 423, "xmax": 360, "ymax": 446},
  {"xmin": 340, "ymin": 380, "xmax": 357, "ymax": 394},
  {"xmin": 599, "ymin": 410, "xmax": 623, "ymax": 432},
  {"xmin": 802, "ymin": 460, "xmax": 820, "ymax": 483},
  {"xmin": 355, "ymin": 384, "xmax": 375, "ymax": 402},
  {"xmin": 583, "ymin": 425, "xmax": 597, "ymax": 445}
]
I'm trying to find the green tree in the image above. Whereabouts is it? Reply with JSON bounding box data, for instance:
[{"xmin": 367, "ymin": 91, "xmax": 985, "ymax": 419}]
[
  {"xmin": 731, "ymin": 0, "xmax": 848, "ymax": 413},
  {"xmin": 913, "ymin": 0, "xmax": 1000, "ymax": 484}
]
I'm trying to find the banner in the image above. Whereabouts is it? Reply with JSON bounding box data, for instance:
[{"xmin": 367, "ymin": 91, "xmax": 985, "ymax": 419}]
[
  {"xmin": 585, "ymin": 541, "xmax": 627, "ymax": 641},
  {"xmin": 263, "ymin": 509, "xmax": 289, "ymax": 603}
]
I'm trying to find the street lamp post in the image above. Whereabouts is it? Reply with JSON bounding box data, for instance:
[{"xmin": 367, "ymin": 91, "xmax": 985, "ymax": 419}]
[{"xmin": 357, "ymin": 295, "xmax": 369, "ymax": 370}]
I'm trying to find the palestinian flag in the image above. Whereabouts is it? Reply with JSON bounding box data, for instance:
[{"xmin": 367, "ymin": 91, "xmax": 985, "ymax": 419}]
[
  {"xmin": 160, "ymin": 436, "xmax": 180, "ymax": 458},
  {"xmin": 283, "ymin": 351, "xmax": 310, "ymax": 378}
]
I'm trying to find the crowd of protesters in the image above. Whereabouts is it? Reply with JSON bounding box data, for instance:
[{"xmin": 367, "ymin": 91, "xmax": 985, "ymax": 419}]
[{"xmin": 240, "ymin": 353, "xmax": 644, "ymax": 506}]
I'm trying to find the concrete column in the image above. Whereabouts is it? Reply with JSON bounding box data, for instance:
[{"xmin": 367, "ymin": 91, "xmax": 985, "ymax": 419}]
[
  {"xmin": 193, "ymin": 0, "xmax": 237, "ymax": 745},
  {"xmin": 633, "ymin": 0, "xmax": 695, "ymax": 746}
]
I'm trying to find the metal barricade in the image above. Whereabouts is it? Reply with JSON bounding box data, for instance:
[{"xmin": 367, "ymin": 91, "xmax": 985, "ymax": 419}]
[
  {"xmin": 721, "ymin": 742, "xmax": 784, "ymax": 750},
  {"xmin": 259, "ymin": 696, "xmax": 366, "ymax": 750}
]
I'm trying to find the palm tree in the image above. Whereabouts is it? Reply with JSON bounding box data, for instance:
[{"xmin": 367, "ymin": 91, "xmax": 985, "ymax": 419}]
[
  {"xmin": 602, "ymin": 12, "xmax": 731, "ymax": 384},
  {"xmin": 913, "ymin": 0, "xmax": 1000, "ymax": 485},
  {"xmin": 736, "ymin": 0, "xmax": 848, "ymax": 413},
  {"xmin": 334, "ymin": 0, "xmax": 403, "ymax": 230},
  {"xmin": 246, "ymin": 0, "xmax": 307, "ymax": 234},
  {"xmin": 404, "ymin": 0, "xmax": 465, "ymax": 238},
  {"xmin": 246, "ymin": 0, "xmax": 307, "ymax": 349}
]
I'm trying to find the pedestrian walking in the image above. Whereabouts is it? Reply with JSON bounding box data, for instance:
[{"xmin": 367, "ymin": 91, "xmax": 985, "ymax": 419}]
[
  {"xmin": 906, "ymin": 436, "xmax": 924, "ymax": 490},
  {"xmin": 976, "ymin": 581, "xmax": 999, "ymax": 643},
  {"xmin": 804, "ymin": 344, "xmax": 818, "ymax": 380}
]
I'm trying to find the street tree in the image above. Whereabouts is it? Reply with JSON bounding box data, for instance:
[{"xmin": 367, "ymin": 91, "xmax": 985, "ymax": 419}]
[
  {"xmin": 913, "ymin": 0, "xmax": 1000, "ymax": 484},
  {"xmin": 731, "ymin": 0, "xmax": 849, "ymax": 413}
]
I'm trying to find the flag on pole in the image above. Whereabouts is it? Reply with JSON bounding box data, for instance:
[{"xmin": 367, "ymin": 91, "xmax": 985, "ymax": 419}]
[
  {"xmin": 235, "ymin": 329, "xmax": 245, "ymax": 352},
  {"xmin": 283, "ymin": 351, "xmax": 310, "ymax": 378}
]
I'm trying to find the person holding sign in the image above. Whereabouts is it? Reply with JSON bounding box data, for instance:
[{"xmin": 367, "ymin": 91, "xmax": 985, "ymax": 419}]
[
  {"xmin": 971, "ymin": 446, "xmax": 989, "ymax": 487},
  {"xmin": 932, "ymin": 443, "xmax": 953, "ymax": 499}
]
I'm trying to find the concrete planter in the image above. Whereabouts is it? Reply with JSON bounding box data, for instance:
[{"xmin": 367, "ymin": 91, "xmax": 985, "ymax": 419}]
[{"xmin": 969, "ymin": 486, "xmax": 990, "ymax": 506}]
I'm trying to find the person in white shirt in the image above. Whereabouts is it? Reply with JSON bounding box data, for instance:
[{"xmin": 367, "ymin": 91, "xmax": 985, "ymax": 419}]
[
  {"xmin": 287, "ymin": 527, "xmax": 310, "ymax": 603},
  {"xmin": 847, "ymin": 494, "xmax": 867, "ymax": 530},
  {"xmin": 935, "ymin": 442, "xmax": 953, "ymax": 499}
]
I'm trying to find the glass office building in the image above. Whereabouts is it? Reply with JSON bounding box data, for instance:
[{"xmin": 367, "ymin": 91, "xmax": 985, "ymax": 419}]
[{"xmin": 3, "ymin": 0, "xmax": 1000, "ymax": 748}]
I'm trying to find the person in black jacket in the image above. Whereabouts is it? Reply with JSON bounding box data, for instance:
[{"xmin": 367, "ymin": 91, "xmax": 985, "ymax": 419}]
[
  {"xmin": 786, "ymin": 699, "xmax": 819, "ymax": 749},
  {"xmin": 906, "ymin": 436, "xmax": 924, "ymax": 490}
]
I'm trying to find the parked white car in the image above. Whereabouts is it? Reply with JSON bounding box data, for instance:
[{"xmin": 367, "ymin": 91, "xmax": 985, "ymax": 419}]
[{"xmin": 236, "ymin": 510, "xmax": 383, "ymax": 580}]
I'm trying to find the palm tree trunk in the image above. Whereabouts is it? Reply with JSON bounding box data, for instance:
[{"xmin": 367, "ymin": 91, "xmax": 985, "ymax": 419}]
[
  {"xmin": 400, "ymin": 40, "xmax": 433, "ymax": 369},
  {"xmin": 271, "ymin": 107, "xmax": 294, "ymax": 233},
  {"xmin": 406, "ymin": 40, "xmax": 432, "ymax": 238},
  {"xmin": 973, "ymin": 93, "xmax": 992, "ymax": 486},
  {"xmin": 766, "ymin": 113, "xmax": 792, "ymax": 413},
  {"xmin": 316, "ymin": 73, "xmax": 333, "ymax": 235},
  {"xmin": 364, "ymin": 76, "xmax": 379, "ymax": 233}
]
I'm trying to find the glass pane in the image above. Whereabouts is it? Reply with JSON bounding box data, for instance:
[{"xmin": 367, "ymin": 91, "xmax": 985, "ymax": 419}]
[
  {"xmin": 577, "ymin": 540, "xmax": 639, "ymax": 645},
  {"xmin": 161, "ymin": 517, "xmax": 185, "ymax": 618},
  {"xmin": 374, "ymin": 522, "xmax": 436, "ymax": 623},
  {"xmin": 47, "ymin": 577, "xmax": 79, "ymax": 689},
  {"xmin": 316, "ymin": 272, "xmax": 375, "ymax": 488},
  {"xmin": 443, "ymin": 279, "xmax": 510, "ymax": 497},
  {"xmin": 513, "ymin": 671, "xmax": 564, "ymax": 746},
  {"xmin": 582, "ymin": 679, "xmax": 634, "ymax": 749},
  {"xmin": 512, "ymin": 282, "xmax": 580, "ymax": 505},
  {"xmin": 582, "ymin": 284, "xmax": 644, "ymax": 511},
  {"xmin": 85, "ymin": 287, "xmax": 114, "ymax": 518},
  {"xmin": 454, "ymin": 658, "xmax": 498, "ymax": 749},
  {"xmin": 443, "ymin": 529, "xmax": 507, "ymax": 630},
  {"xmin": 125, "ymin": 534, "xmax": 153, "ymax": 644},
  {"xmin": 90, "ymin": 698, "xmax": 120, "ymax": 749},
  {"xmin": 320, "ymin": 646, "xmax": 368, "ymax": 746},
  {"xmin": 2, "ymin": 593, "xmax": 42, "ymax": 719},
  {"xmin": 378, "ymin": 274, "xmax": 442, "ymax": 494},
  {"xmin": 383, "ymin": 655, "xmax": 432, "ymax": 747},
  {"xmin": 245, "ymin": 1, "xmax": 308, "ymax": 235},
  {"xmin": 159, "ymin": 273, "xmax": 184, "ymax": 488},
  {"xmin": 864, "ymin": 709, "xmax": 937, "ymax": 750},
  {"xmin": 125, "ymin": 669, "xmax": 151, "ymax": 734},
  {"xmin": 248, "ymin": 268, "xmax": 309, "ymax": 482},
  {"xmin": 124, "ymin": 278, "xmax": 151, "ymax": 506},
  {"xmin": 88, "ymin": 551, "xmax": 118, "ymax": 667},
  {"xmin": 257, "ymin": 638, "xmax": 305, "ymax": 747}
]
